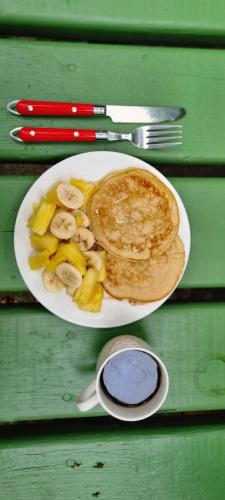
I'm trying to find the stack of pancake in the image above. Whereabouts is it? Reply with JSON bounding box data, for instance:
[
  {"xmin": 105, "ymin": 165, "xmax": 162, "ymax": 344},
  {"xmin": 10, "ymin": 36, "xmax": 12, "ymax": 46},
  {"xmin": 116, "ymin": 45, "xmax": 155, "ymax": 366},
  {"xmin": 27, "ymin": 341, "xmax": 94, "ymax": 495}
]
[{"xmin": 88, "ymin": 168, "xmax": 185, "ymax": 303}]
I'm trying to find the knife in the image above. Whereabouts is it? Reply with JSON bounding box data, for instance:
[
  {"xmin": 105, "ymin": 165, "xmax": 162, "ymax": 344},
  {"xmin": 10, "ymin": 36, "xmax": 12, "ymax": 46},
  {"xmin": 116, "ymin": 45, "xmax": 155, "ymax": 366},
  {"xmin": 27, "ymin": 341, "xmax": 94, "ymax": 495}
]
[{"xmin": 7, "ymin": 100, "xmax": 185, "ymax": 123}]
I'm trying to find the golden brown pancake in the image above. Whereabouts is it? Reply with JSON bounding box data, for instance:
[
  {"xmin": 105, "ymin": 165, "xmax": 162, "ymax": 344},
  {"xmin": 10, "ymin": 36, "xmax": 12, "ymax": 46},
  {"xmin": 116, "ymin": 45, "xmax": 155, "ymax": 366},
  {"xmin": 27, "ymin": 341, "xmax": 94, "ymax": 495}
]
[
  {"xmin": 88, "ymin": 168, "xmax": 179, "ymax": 261},
  {"xmin": 103, "ymin": 236, "xmax": 185, "ymax": 302}
]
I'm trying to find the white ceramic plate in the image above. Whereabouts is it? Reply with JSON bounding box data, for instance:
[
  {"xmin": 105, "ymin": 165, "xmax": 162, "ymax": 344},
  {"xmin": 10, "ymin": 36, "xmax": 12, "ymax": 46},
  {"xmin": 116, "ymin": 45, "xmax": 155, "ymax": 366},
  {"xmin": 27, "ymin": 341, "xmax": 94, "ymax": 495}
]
[{"xmin": 14, "ymin": 151, "xmax": 190, "ymax": 328}]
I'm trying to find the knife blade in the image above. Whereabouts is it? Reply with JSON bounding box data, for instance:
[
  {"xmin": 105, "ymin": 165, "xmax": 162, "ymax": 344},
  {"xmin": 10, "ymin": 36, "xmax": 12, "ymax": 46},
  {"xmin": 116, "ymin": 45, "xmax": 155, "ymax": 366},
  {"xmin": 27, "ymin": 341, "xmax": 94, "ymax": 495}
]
[
  {"xmin": 7, "ymin": 100, "xmax": 185, "ymax": 123},
  {"xmin": 106, "ymin": 105, "xmax": 185, "ymax": 123}
]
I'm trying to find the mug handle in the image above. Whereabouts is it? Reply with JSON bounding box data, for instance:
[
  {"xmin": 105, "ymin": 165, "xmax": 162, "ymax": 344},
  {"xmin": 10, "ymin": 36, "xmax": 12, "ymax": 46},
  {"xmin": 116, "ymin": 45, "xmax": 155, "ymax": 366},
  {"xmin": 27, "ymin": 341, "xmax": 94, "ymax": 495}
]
[{"xmin": 77, "ymin": 379, "xmax": 99, "ymax": 411}]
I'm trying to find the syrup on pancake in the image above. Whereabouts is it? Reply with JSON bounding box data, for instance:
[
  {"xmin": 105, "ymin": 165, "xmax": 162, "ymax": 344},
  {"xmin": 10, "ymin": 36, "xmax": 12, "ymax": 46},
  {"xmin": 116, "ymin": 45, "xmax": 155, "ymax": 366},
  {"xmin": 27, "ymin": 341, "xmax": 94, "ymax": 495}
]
[{"xmin": 88, "ymin": 168, "xmax": 179, "ymax": 261}]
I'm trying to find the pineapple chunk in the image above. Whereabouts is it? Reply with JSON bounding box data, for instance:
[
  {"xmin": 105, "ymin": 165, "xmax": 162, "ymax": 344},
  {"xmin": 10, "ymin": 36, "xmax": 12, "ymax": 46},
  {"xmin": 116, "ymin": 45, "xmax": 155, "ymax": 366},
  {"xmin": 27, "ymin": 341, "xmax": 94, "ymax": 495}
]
[
  {"xmin": 75, "ymin": 214, "xmax": 83, "ymax": 227},
  {"xmin": 46, "ymin": 182, "xmax": 64, "ymax": 207},
  {"xmin": 70, "ymin": 178, "xmax": 94, "ymax": 207},
  {"xmin": 79, "ymin": 283, "xmax": 103, "ymax": 312},
  {"xmin": 29, "ymin": 250, "xmax": 51, "ymax": 270},
  {"xmin": 46, "ymin": 246, "xmax": 65, "ymax": 273},
  {"xmin": 30, "ymin": 232, "xmax": 59, "ymax": 254},
  {"xmin": 60, "ymin": 242, "xmax": 87, "ymax": 275},
  {"xmin": 98, "ymin": 250, "xmax": 107, "ymax": 282},
  {"xmin": 30, "ymin": 200, "xmax": 56, "ymax": 236},
  {"xmin": 74, "ymin": 268, "xmax": 98, "ymax": 306},
  {"xmin": 27, "ymin": 200, "xmax": 41, "ymax": 229}
]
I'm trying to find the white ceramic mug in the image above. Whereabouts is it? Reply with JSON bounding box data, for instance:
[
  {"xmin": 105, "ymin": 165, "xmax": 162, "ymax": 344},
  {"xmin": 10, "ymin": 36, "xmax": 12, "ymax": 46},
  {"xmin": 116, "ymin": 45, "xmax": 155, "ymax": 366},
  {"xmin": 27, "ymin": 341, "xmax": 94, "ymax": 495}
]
[{"xmin": 77, "ymin": 335, "xmax": 169, "ymax": 421}]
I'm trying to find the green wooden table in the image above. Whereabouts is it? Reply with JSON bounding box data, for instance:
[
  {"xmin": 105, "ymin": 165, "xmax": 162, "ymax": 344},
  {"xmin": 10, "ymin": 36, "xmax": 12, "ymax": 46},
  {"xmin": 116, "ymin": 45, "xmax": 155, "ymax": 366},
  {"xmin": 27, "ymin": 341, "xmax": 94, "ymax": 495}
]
[{"xmin": 1, "ymin": 4, "xmax": 225, "ymax": 499}]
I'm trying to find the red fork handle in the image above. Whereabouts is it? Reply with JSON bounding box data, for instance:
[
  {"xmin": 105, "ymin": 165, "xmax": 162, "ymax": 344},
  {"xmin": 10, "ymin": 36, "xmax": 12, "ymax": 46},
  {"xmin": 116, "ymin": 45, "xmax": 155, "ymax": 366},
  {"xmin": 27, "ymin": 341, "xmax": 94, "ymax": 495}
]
[
  {"xmin": 17, "ymin": 127, "xmax": 97, "ymax": 142},
  {"xmin": 14, "ymin": 100, "xmax": 103, "ymax": 117}
]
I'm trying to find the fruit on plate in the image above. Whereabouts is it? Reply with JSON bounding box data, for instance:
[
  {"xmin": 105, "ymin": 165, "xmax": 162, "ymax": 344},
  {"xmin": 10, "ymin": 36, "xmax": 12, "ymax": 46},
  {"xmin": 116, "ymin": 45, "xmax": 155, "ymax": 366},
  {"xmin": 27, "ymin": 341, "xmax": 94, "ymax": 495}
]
[
  {"xmin": 30, "ymin": 232, "xmax": 59, "ymax": 254},
  {"xmin": 29, "ymin": 249, "xmax": 51, "ymax": 270},
  {"xmin": 85, "ymin": 251, "xmax": 102, "ymax": 271},
  {"xmin": 59, "ymin": 242, "xmax": 87, "ymax": 275},
  {"xmin": 50, "ymin": 210, "xmax": 76, "ymax": 239},
  {"xmin": 46, "ymin": 246, "xmax": 66, "ymax": 273},
  {"xmin": 70, "ymin": 178, "xmax": 94, "ymax": 207},
  {"xmin": 98, "ymin": 250, "xmax": 107, "ymax": 283},
  {"xmin": 56, "ymin": 183, "xmax": 84, "ymax": 209},
  {"xmin": 56, "ymin": 262, "xmax": 82, "ymax": 296},
  {"xmin": 43, "ymin": 269, "xmax": 64, "ymax": 292},
  {"xmin": 85, "ymin": 250, "xmax": 107, "ymax": 282},
  {"xmin": 78, "ymin": 283, "xmax": 103, "ymax": 312},
  {"xmin": 28, "ymin": 178, "xmax": 106, "ymax": 313},
  {"xmin": 46, "ymin": 182, "xmax": 64, "ymax": 207},
  {"xmin": 29, "ymin": 200, "xmax": 56, "ymax": 236},
  {"xmin": 71, "ymin": 227, "xmax": 95, "ymax": 251},
  {"xmin": 72, "ymin": 209, "xmax": 89, "ymax": 228},
  {"xmin": 74, "ymin": 268, "xmax": 99, "ymax": 306}
]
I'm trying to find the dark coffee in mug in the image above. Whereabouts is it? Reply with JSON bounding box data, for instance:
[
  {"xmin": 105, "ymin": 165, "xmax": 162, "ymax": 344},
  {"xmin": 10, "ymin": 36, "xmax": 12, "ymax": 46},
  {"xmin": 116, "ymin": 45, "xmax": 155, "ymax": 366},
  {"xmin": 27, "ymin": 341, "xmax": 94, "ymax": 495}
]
[{"xmin": 100, "ymin": 349, "xmax": 161, "ymax": 407}]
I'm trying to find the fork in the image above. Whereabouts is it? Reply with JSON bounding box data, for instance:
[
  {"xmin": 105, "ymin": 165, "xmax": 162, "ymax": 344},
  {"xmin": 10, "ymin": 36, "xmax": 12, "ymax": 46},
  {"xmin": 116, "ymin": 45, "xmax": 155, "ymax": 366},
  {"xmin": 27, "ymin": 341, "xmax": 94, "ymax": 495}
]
[{"xmin": 10, "ymin": 125, "xmax": 182, "ymax": 150}]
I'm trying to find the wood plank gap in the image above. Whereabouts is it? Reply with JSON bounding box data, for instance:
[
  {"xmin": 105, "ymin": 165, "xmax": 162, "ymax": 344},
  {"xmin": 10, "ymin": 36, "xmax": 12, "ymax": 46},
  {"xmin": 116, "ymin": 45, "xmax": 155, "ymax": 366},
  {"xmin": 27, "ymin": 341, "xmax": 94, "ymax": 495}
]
[
  {"xmin": 1, "ymin": 33, "xmax": 225, "ymax": 49},
  {"xmin": 1, "ymin": 289, "xmax": 225, "ymax": 305},
  {"xmin": 1, "ymin": 411, "xmax": 225, "ymax": 438},
  {"xmin": 2, "ymin": 163, "xmax": 225, "ymax": 177}
]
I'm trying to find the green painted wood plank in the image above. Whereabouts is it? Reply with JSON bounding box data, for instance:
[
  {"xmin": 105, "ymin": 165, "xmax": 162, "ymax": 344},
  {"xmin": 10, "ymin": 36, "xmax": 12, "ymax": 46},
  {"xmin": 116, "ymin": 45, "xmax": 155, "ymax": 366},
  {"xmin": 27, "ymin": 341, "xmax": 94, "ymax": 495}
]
[
  {"xmin": 1, "ymin": 38, "xmax": 225, "ymax": 164},
  {"xmin": 1, "ymin": 423, "xmax": 225, "ymax": 499},
  {"xmin": 0, "ymin": 302, "xmax": 225, "ymax": 422},
  {"xmin": 1, "ymin": 175, "xmax": 225, "ymax": 291},
  {"xmin": 0, "ymin": 0, "xmax": 225, "ymax": 46},
  {"xmin": 0, "ymin": 176, "xmax": 35, "ymax": 292}
]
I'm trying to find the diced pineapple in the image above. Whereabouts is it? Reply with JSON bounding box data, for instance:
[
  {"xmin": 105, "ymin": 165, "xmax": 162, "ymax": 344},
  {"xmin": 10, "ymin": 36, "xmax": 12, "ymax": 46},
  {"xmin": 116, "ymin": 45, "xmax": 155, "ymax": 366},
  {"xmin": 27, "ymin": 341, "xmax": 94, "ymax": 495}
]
[
  {"xmin": 27, "ymin": 200, "xmax": 41, "ymax": 229},
  {"xmin": 60, "ymin": 242, "xmax": 87, "ymax": 275},
  {"xmin": 98, "ymin": 250, "xmax": 107, "ymax": 282},
  {"xmin": 46, "ymin": 246, "xmax": 65, "ymax": 273},
  {"xmin": 46, "ymin": 182, "xmax": 64, "ymax": 207},
  {"xmin": 78, "ymin": 283, "xmax": 103, "ymax": 312},
  {"xmin": 74, "ymin": 268, "xmax": 98, "ymax": 306},
  {"xmin": 30, "ymin": 200, "xmax": 56, "ymax": 236},
  {"xmin": 70, "ymin": 178, "xmax": 94, "ymax": 207},
  {"xmin": 30, "ymin": 232, "xmax": 59, "ymax": 254},
  {"xmin": 29, "ymin": 250, "xmax": 51, "ymax": 270},
  {"xmin": 75, "ymin": 214, "xmax": 83, "ymax": 227}
]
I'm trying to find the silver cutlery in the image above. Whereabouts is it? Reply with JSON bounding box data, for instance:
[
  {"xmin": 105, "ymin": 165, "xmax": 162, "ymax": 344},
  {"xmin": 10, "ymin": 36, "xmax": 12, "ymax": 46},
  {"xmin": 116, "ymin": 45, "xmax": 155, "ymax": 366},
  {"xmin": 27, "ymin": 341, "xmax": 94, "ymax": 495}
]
[
  {"xmin": 10, "ymin": 124, "xmax": 183, "ymax": 150},
  {"xmin": 7, "ymin": 99, "xmax": 185, "ymax": 124}
]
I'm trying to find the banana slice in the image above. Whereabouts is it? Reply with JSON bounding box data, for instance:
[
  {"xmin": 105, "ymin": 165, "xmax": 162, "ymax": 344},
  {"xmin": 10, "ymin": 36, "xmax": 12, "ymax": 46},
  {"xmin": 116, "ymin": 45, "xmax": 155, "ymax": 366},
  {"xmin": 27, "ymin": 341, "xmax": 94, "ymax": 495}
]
[
  {"xmin": 85, "ymin": 251, "xmax": 102, "ymax": 271},
  {"xmin": 50, "ymin": 210, "xmax": 76, "ymax": 239},
  {"xmin": 57, "ymin": 183, "xmax": 84, "ymax": 209},
  {"xmin": 56, "ymin": 262, "xmax": 82, "ymax": 291},
  {"xmin": 72, "ymin": 209, "xmax": 89, "ymax": 228},
  {"xmin": 66, "ymin": 285, "xmax": 77, "ymax": 297},
  {"xmin": 43, "ymin": 269, "xmax": 64, "ymax": 292},
  {"xmin": 71, "ymin": 227, "xmax": 95, "ymax": 251}
]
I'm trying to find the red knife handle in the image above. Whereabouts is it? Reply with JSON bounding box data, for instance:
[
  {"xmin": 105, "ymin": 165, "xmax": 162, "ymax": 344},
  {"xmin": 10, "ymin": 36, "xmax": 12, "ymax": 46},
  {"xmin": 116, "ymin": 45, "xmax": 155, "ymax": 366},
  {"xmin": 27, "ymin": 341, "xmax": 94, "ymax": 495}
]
[
  {"xmin": 15, "ymin": 100, "xmax": 105, "ymax": 117},
  {"xmin": 18, "ymin": 127, "xmax": 97, "ymax": 142}
]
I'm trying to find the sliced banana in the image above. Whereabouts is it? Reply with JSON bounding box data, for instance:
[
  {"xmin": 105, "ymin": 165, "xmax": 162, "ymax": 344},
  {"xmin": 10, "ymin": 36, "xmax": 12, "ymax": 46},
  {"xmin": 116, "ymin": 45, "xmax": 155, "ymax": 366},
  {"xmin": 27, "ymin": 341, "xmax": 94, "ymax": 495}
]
[
  {"xmin": 50, "ymin": 210, "xmax": 76, "ymax": 239},
  {"xmin": 71, "ymin": 227, "xmax": 95, "ymax": 251},
  {"xmin": 43, "ymin": 269, "xmax": 64, "ymax": 292},
  {"xmin": 66, "ymin": 285, "xmax": 77, "ymax": 297},
  {"xmin": 56, "ymin": 262, "xmax": 82, "ymax": 291},
  {"xmin": 72, "ymin": 209, "xmax": 89, "ymax": 228},
  {"xmin": 85, "ymin": 251, "xmax": 103, "ymax": 271},
  {"xmin": 57, "ymin": 183, "xmax": 84, "ymax": 209}
]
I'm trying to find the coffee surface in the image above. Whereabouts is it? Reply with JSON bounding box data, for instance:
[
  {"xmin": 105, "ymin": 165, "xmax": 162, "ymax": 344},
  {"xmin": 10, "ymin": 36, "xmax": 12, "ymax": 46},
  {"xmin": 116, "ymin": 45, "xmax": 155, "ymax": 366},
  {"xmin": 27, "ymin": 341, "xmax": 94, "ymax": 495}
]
[{"xmin": 101, "ymin": 350, "xmax": 160, "ymax": 406}]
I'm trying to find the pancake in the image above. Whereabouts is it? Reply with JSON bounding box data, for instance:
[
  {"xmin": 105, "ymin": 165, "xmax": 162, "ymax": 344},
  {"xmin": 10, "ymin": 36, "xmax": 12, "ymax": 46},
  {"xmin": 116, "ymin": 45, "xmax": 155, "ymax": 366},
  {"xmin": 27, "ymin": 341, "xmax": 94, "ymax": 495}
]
[
  {"xmin": 103, "ymin": 236, "xmax": 185, "ymax": 302},
  {"xmin": 88, "ymin": 168, "xmax": 179, "ymax": 261}
]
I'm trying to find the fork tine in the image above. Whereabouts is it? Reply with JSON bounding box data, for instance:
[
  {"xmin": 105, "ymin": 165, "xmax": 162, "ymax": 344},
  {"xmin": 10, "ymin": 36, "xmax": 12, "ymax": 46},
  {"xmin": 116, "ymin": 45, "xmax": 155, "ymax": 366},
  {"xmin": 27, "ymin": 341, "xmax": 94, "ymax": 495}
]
[
  {"xmin": 145, "ymin": 142, "xmax": 182, "ymax": 149},
  {"xmin": 146, "ymin": 135, "xmax": 182, "ymax": 144},
  {"xmin": 145, "ymin": 124, "xmax": 182, "ymax": 131},
  {"xmin": 146, "ymin": 130, "xmax": 182, "ymax": 137}
]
